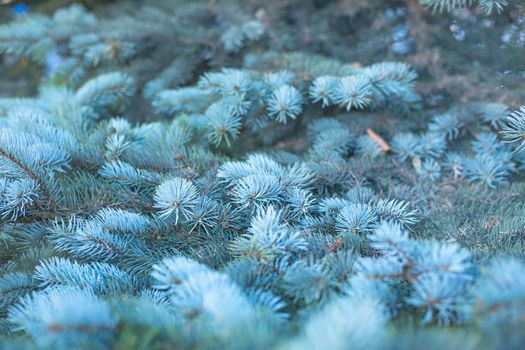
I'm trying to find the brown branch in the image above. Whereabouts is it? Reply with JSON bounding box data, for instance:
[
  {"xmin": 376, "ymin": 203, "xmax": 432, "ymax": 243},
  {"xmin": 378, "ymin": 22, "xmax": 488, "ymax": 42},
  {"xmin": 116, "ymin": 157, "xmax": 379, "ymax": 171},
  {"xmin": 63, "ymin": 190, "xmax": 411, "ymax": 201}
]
[
  {"xmin": 49, "ymin": 323, "xmax": 116, "ymax": 334},
  {"xmin": 0, "ymin": 148, "xmax": 55, "ymax": 206},
  {"xmin": 406, "ymin": 0, "xmax": 431, "ymax": 46},
  {"xmin": 81, "ymin": 233, "xmax": 125, "ymax": 255}
]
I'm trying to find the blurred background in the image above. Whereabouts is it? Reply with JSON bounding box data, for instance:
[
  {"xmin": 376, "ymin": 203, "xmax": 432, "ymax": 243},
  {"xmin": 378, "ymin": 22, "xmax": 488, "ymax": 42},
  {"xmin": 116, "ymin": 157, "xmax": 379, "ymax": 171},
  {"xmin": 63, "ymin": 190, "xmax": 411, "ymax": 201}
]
[{"xmin": 1, "ymin": 0, "xmax": 524, "ymax": 112}]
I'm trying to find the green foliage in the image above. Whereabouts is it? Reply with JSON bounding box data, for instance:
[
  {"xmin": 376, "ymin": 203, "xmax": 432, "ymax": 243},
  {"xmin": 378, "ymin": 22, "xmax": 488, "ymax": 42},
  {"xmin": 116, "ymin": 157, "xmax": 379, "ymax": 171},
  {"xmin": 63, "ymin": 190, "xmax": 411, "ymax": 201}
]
[
  {"xmin": 0, "ymin": 0, "xmax": 524, "ymax": 349},
  {"xmin": 420, "ymin": 0, "xmax": 511, "ymax": 14}
]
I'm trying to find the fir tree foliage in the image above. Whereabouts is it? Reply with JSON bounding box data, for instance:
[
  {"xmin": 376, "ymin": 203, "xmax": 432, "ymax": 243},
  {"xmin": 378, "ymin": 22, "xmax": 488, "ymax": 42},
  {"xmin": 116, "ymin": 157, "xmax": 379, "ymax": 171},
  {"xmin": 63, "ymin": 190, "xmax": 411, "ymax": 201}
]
[
  {"xmin": 0, "ymin": 69, "xmax": 522, "ymax": 348},
  {"xmin": 0, "ymin": 1, "xmax": 524, "ymax": 349},
  {"xmin": 420, "ymin": 0, "xmax": 511, "ymax": 14}
]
